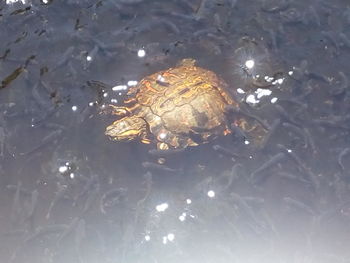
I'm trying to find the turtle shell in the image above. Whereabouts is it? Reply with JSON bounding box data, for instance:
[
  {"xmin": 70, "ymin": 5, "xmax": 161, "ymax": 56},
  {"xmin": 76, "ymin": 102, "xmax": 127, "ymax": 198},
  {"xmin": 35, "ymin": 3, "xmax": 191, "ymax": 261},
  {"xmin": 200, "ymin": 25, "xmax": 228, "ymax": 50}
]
[{"xmin": 105, "ymin": 58, "xmax": 240, "ymax": 150}]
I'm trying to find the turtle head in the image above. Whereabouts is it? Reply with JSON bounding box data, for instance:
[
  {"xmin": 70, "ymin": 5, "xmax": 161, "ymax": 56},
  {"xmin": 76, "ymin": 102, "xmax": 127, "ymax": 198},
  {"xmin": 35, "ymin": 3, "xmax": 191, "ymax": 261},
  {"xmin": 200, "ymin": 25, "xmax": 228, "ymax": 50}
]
[{"xmin": 105, "ymin": 116, "xmax": 150, "ymax": 143}]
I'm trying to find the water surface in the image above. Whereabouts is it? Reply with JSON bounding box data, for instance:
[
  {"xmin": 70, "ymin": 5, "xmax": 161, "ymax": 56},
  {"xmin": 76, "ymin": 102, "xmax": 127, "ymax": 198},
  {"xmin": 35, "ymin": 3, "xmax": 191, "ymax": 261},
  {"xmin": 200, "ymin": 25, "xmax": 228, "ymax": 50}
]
[{"xmin": 1, "ymin": 0, "xmax": 350, "ymax": 262}]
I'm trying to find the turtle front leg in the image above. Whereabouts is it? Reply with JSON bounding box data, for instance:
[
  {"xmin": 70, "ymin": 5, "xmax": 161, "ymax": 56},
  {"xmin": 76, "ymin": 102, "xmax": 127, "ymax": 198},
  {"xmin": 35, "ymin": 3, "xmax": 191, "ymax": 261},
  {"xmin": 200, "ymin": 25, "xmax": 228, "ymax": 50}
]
[
  {"xmin": 101, "ymin": 104, "xmax": 138, "ymax": 117},
  {"xmin": 108, "ymin": 105, "xmax": 131, "ymax": 116}
]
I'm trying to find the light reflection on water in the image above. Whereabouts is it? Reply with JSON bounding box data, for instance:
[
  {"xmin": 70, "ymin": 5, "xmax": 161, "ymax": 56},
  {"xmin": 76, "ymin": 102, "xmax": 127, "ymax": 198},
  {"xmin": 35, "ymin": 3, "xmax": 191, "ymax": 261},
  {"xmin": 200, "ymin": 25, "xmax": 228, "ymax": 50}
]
[{"xmin": 1, "ymin": 0, "xmax": 350, "ymax": 262}]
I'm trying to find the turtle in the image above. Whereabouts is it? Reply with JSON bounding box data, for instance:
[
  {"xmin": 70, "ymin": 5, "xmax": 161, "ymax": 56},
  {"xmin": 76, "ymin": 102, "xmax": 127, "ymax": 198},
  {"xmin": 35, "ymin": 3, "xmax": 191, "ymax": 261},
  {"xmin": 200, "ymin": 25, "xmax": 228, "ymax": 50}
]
[{"xmin": 104, "ymin": 58, "xmax": 262, "ymax": 150}]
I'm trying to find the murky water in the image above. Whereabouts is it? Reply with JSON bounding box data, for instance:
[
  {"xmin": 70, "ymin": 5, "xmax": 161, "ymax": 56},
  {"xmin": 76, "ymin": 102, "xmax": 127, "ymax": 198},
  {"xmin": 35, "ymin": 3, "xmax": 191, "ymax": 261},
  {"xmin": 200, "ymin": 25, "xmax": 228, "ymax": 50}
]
[{"xmin": 1, "ymin": 0, "xmax": 350, "ymax": 262}]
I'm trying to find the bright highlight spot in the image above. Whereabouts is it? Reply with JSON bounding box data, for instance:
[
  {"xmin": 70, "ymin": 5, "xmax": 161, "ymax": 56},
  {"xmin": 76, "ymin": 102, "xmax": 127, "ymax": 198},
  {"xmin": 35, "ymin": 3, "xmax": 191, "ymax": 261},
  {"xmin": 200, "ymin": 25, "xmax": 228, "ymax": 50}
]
[
  {"xmin": 58, "ymin": 166, "xmax": 68, "ymax": 174},
  {"xmin": 156, "ymin": 202, "xmax": 169, "ymax": 212},
  {"xmin": 256, "ymin": 88, "xmax": 272, "ymax": 99},
  {"xmin": 264, "ymin": 76, "xmax": 274, "ymax": 82},
  {"xmin": 271, "ymin": 97, "xmax": 278, "ymax": 103},
  {"xmin": 138, "ymin": 49, "xmax": 146, "ymax": 57},
  {"xmin": 158, "ymin": 132, "xmax": 167, "ymax": 140},
  {"xmin": 127, "ymin": 80, "xmax": 138, "ymax": 86},
  {"xmin": 246, "ymin": 94, "xmax": 259, "ymax": 104},
  {"xmin": 245, "ymin": 59, "xmax": 255, "ymax": 69},
  {"xmin": 72, "ymin": 105, "xmax": 78, "ymax": 111},
  {"xmin": 157, "ymin": 75, "xmax": 166, "ymax": 82},
  {"xmin": 162, "ymin": 233, "xmax": 175, "ymax": 244},
  {"xmin": 144, "ymin": 235, "xmax": 151, "ymax": 241},
  {"xmin": 179, "ymin": 214, "xmax": 186, "ymax": 221},
  {"xmin": 186, "ymin": 199, "xmax": 192, "ymax": 204},
  {"xmin": 276, "ymin": 78, "xmax": 284, "ymax": 84},
  {"xmin": 86, "ymin": 55, "xmax": 92, "ymax": 61},
  {"xmin": 6, "ymin": 0, "xmax": 26, "ymax": 4},
  {"xmin": 237, "ymin": 88, "xmax": 245, "ymax": 94},
  {"xmin": 207, "ymin": 190, "xmax": 215, "ymax": 198},
  {"xmin": 167, "ymin": 233, "xmax": 175, "ymax": 241},
  {"xmin": 112, "ymin": 85, "xmax": 128, "ymax": 91},
  {"xmin": 272, "ymin": 78, "xmax": 285, "ymax": 85}
]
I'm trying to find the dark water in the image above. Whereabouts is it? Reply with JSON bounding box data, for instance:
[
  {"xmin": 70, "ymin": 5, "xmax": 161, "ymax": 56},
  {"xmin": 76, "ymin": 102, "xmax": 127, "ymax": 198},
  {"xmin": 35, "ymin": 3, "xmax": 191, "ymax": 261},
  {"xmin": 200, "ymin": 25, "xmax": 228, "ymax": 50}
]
[{"xmin": 1, "ymin": 0, "xmax": 350, "ymax": 262}]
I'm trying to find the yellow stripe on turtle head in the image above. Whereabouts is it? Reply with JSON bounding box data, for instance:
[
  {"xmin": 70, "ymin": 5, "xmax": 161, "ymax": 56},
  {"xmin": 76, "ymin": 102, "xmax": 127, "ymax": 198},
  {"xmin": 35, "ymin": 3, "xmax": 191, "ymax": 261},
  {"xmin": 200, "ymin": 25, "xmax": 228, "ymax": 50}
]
[{"xmin": 105, "ymin": 116, "xmax": 147, "ymax": 142}]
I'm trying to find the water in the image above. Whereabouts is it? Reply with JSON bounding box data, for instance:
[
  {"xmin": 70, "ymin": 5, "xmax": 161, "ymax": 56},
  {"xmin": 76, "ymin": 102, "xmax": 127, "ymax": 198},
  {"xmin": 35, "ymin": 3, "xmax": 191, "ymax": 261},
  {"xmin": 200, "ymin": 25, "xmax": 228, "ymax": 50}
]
[{"xmin": 1, "ymin": 0, "xmax": 350, "ymax": 262}]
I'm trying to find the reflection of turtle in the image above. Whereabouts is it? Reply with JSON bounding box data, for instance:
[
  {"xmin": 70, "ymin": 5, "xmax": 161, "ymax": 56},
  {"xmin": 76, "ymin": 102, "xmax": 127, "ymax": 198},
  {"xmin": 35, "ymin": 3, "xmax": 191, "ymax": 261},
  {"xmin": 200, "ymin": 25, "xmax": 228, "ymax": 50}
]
[{"xmin": 104, "ymin": 59, "xmax": 263, "ymax": 150}]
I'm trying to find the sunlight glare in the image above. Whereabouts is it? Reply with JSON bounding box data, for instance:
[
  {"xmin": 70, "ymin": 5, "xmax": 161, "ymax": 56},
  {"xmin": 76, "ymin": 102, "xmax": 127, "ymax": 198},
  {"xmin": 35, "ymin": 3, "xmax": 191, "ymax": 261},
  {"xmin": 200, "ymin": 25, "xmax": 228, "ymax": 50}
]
[
  {"xmin": 137, "ymin": 49, "xmax": 146, "ymax": 57},
  {"xmin": 156, "ymin": 202, "xmax": 169, "ymax": 212},
  {"xmin": 6, "ymin": 0, "xmax": 26, "ymax": 4},
  {"xmin": 245, "ymin": 59, "xmax": 255, "ymax": 69},
  {"xmin": 112, "ymin": 85, "xmax": 128, "ymax": 91},
  {"xmin": 207, "ymin": 190, "xmax": 215, "ymax": 198},
  {"xmin": 127, "ymin": 80, "xmax": 138, "ymax": 86},
  {"xmin": 271, "ymin": 97, "xmax": 278, "ymax": 103}
]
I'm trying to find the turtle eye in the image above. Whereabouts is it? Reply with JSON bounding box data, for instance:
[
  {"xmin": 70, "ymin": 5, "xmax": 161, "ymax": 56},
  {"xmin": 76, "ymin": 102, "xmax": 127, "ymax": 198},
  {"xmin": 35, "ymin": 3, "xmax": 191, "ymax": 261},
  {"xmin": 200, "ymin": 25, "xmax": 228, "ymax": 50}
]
[{"xmin": 119, "ymin": 122, "xmax": 127, "ymax": 130}]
